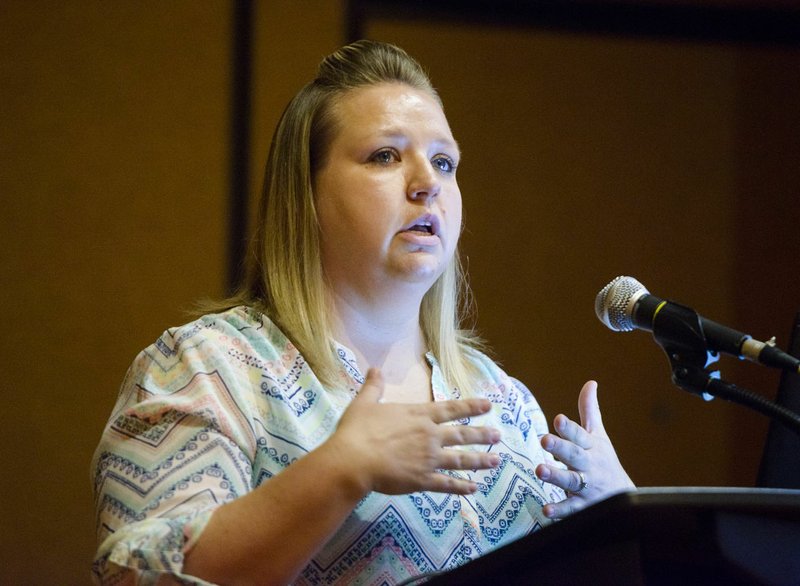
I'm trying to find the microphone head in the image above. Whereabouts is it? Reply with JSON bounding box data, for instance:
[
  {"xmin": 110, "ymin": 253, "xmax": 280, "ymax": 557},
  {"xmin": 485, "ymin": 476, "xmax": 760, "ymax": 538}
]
[{"xmin": 595, "ymin": 276, "xmax": 649, "ymax": 332}]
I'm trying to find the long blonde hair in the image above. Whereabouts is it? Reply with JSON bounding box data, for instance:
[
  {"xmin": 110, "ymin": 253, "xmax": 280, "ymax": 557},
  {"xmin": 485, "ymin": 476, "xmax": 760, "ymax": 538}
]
[{"xmin": 222, "ymin": 40, "xmax": 485, "ymax": 392}]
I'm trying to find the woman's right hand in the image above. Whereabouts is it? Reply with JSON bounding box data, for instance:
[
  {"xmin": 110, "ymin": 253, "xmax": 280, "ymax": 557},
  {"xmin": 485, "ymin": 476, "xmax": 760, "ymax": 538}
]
[{"xmin": 326, "ymin": 368, "xmax": 502, "ymax": 496}]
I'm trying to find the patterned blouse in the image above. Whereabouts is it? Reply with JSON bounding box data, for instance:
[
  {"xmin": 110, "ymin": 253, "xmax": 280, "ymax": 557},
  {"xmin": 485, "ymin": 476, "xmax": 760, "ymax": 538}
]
[{"xmin": 91, "ymin": 306, "xmax": 564, "ymax": 584}]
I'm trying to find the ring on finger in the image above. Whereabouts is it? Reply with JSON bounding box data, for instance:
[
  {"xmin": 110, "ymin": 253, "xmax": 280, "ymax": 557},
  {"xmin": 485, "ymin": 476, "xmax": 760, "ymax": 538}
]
[{"xmin": 571, "ymin": 471, "xmax": 589, "ymax": 495}]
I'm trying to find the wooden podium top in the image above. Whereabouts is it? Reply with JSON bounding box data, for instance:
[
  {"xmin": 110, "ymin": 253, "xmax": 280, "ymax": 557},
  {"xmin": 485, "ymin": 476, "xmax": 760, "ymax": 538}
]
[{"xmin": 428, "ymin": 488, "xmax": 800, "ymax": 586}]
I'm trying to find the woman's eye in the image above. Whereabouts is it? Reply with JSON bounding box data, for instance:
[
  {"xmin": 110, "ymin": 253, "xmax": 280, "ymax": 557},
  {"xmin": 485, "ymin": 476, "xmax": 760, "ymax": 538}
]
[
  {"xmin": 432, "ymin": 155, "xmax": 457, "ymax": 174},
  {"xmin": 370, "ymin": 149, "xmax": 397, "ymax": 164}
]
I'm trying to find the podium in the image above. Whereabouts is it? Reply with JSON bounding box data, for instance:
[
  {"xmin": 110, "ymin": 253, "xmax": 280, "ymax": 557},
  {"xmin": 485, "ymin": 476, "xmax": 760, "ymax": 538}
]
[{"xmin": 429, "ymin": 488, "xmax": 800, "ymax": 585}]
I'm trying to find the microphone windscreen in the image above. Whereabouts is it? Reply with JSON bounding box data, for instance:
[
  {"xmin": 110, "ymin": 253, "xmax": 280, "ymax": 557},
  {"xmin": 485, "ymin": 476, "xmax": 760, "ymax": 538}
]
[{"xmin": 595, "ymin": 276, "xmax": 648, "ymax": 332}]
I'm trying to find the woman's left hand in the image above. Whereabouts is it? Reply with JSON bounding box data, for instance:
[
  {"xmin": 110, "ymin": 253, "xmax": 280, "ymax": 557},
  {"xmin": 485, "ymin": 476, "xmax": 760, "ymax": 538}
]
[{"xmin": 535, "ymin": 380, "xmax": 635, "ymax": 519}]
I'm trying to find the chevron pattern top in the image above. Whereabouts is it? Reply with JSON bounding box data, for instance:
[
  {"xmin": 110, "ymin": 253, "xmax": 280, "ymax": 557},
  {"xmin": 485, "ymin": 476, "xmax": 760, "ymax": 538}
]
[{"xmin": 91, "ymin": 306, "xmax": 565, "ymax": 584}]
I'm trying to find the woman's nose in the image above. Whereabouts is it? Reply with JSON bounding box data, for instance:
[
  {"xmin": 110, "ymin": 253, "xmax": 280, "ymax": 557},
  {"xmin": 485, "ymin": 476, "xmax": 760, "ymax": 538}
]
[{"xmin": 407, "ymin": 159, "xmax": 441, "ymax": 203}]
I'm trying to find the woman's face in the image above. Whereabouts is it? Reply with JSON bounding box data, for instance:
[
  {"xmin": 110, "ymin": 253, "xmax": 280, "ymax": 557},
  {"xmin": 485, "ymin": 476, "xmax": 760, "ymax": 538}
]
[{"xmin": 314, "ymin": 82, "xmax": 462, "ymax": 301}]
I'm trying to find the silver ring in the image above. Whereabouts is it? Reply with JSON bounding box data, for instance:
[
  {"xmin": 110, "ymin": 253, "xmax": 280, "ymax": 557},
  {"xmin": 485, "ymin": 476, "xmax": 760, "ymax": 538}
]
[{"xmin": 573, "ymin": 471, "xmax": 589, "ymax": 494}]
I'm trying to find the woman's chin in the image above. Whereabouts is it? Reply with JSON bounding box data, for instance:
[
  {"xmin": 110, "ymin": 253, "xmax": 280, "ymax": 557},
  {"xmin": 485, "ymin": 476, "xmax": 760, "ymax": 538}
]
[{"xmin": 389, "ymin": 258, "xmax": 446, "ymax": 286}]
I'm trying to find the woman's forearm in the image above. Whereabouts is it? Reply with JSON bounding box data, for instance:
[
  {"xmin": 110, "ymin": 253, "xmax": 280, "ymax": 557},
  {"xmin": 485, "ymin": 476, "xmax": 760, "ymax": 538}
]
[{"xmin": 182, "ymin": 438, "xmax": 366, "ymax": 585}]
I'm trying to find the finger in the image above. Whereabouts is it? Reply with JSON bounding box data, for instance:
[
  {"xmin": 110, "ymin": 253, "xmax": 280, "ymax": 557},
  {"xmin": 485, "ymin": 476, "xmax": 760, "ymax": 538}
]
[
  {"xmin": 354, "ymin": 368, "xmax": 385, "ymax": 403},
  {"xmin": 440, "ymin": 425, "xmax": 501, "ymax": 448},
  {"xmin": 535, "ymin": 463, "xmax": 589, "ymax": 494},
  {"xmin": 429, "ymin": 398, "xmax": 492, "ymax": 424},
  {"xmin": 578, "ymin": 380, "xmax": 605, "ymax": 434},
  {"xmin": 423, "ymin": 473, "xmax": 479, "ymax": 495},
  {"xmin": 438, "ymin": 449, "xmax": 501, "ymax": 471},
  {"xmin": 553, "ymin": 414, "xmax": 592, "ymax": 450},
  {"xmin": 541, "ymin": 433, "xmax": 589, "ymax": 470},
  {"xmin": 542, "ymin": 497, "xmax": 586, "ymax": 520}
]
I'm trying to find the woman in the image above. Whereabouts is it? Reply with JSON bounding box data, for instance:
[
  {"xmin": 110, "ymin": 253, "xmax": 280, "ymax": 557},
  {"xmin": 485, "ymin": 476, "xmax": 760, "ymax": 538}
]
[{"xmin": 92, "ymin": 40, "xmax": 633, "ymax": 585}]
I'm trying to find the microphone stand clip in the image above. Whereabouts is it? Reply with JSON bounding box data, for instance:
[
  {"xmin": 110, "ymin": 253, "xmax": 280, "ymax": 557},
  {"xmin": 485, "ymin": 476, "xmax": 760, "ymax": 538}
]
[{"xmin": 649, "ymin": 303, "xmax": 800, "ymax": 436}]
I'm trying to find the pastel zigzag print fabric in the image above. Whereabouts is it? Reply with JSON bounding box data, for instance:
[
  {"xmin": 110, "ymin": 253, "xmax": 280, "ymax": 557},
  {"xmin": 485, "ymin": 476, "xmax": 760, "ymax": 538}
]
[{"xmin": 92, "ymin": 306, "xmax": 564, "ymax": 584}]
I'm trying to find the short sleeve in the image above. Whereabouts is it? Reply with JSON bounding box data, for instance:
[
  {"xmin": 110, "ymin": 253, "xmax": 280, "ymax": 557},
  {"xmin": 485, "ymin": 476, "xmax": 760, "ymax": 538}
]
[{"xmin": 91, "ymin": 317, "xmax": 259, "ymax": 584}]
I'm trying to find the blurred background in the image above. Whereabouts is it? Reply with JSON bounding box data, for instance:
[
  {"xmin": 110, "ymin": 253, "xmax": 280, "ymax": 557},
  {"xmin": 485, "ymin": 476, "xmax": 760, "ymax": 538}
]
[{"xmin": 2, "ymin": 1, "xmax": 798, "ymax": 583}]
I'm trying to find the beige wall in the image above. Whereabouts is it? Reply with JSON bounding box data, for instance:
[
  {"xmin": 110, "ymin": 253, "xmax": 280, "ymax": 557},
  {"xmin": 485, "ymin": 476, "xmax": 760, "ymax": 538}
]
[{"xmin": 1, "ymin": 2, "xmax": 798, "ymax": 583}]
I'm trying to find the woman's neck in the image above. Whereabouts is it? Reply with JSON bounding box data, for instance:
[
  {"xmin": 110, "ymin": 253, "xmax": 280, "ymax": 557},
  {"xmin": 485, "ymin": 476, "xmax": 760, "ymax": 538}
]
[{"xmin": 326, "ymin": 288, "xmax": 427, "ymax": 383}]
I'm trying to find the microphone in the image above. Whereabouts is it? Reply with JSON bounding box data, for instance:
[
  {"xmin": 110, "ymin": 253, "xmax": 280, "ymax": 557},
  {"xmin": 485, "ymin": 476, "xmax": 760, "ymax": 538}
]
[{"xmin": 595, "ymin": 276, "xmax": 800, "ymax": 374}]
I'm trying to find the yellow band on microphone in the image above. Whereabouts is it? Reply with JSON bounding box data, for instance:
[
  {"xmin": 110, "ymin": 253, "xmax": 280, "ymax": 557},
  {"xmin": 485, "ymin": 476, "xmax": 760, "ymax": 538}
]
[{"xmin": 651, "ymin": 300, "xmax": 668, "ymax": 327}]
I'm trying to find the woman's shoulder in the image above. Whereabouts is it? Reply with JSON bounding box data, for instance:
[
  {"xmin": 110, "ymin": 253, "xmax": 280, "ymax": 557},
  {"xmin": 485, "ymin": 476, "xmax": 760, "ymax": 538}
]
[
  {"xmin": 125, "ymin": 306, "xmax": 297, "ymax": 384},
  {"xmin": 153, "ymin": 306, "xmax": 289, "ymax": 357}
]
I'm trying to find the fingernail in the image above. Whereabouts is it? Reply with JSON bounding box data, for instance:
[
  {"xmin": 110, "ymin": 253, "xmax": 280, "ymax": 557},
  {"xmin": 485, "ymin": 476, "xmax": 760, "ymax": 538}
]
[
  {"xmin": 490, "ymin": 430, "xmax": 501, "ymax": 443},
  {"xmin": 489, "ymin": 455, "xmax": 500, "ymax": 467},
  {"xmin": 537, "ymin": 466, "xmax": 550, "ymax": 480}
]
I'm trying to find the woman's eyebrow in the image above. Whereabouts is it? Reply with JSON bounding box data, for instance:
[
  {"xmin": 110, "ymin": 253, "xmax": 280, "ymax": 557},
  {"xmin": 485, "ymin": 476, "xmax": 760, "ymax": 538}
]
[{"xmin": 369, "ymin": 128, "xmax": 461, "ymax": 154}]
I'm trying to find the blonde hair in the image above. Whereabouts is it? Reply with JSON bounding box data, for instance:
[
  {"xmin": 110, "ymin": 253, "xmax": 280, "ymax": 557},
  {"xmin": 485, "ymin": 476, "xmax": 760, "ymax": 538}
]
[{"xmin": 222, "ymin": 40, "xmax": 485, "ymax": 393}]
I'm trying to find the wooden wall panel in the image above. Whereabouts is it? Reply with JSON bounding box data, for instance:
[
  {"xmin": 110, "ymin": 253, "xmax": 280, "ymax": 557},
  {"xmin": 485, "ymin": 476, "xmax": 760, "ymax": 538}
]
[
  {"xmin": 729, "ymin": 47, "xmax": 800, "ymax": 477},
  {"xmin": 1, "ymin": 2, "xmax": 346, "ymax": 582},
  {"xmin": 1, "ymin": 3, "xmax": 230, "ymax": 582}
]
